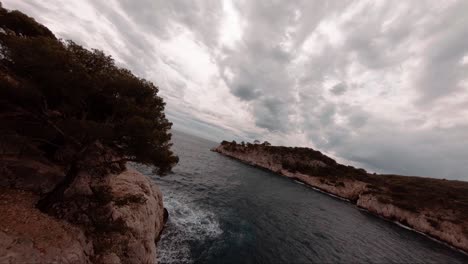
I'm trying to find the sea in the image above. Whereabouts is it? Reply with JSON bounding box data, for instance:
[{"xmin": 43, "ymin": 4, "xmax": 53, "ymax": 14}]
[{"xmin": 133, "ymin": 131, "xmax": 468, "ymax": 264}]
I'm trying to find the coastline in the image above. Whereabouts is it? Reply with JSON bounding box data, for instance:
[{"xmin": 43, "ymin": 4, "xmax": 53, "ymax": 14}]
[
  {"xmin": 0, "ymin": 153, "xmax": 167, "ymax": 263},
  {"xmin": 294, "ymin": 176, "xmax": 468, "ymax": 256},
  {"xmin": 212, "ymin": 144, "xmax": 468, "ymax": 254}
]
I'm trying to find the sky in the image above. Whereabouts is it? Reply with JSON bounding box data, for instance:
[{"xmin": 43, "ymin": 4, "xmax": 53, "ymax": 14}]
[{"xmin": 4, "ymin": 0, "xmax": 468, "ymax": 180}]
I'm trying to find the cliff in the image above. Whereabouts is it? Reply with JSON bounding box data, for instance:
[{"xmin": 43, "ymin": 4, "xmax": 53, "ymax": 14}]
[
  {"xmin": 0, "ymin": 5, "xmax": 177, "ymax": 263},
  {"xmin": 212, "ymin": 142, "xmax": 468, "ymax": 253},
  {"xmin": 0, "ymin": 148, "xmax": 166, "ymax": 263}
]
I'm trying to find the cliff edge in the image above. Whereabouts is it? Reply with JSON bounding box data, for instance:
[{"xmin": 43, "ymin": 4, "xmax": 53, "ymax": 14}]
[
  {"xmin": 0, "ymin": 150, "xmax": 166, "ymax": 264},
  {"xmin": 212, "ymin": 141, "xmax": 468, "ymax": 253}
]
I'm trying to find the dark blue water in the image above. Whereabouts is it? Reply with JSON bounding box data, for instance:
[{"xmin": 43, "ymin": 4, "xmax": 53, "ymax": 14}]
[{"xmin": 134, "ymin": 131, "xmax": 468, "ymax": 264}]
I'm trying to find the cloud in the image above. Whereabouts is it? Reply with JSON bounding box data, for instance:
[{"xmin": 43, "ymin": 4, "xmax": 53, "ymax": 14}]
[
  {"xmin": 413, "ymin": 1, "xmax": 468, "ymax": 105},
  {"xmin": 3, "ymin": 0, "xmax": 468, "ymax": 180},
  {"xmin": 335, "ymin": 120, "xmax": 468, "ymax": 181},
  {"xmin": 330, "ymin": 83, "xmax": 347, "ymax": 95}
]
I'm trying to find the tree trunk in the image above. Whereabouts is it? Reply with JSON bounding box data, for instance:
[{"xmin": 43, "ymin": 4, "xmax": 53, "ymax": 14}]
[
  {"xmin": 37, "ymin": 161, "xmax": 80, "ymax": 213},
  {"xmin": 36, "ymin": 144, "xmax": 94, "ymax": 213}
]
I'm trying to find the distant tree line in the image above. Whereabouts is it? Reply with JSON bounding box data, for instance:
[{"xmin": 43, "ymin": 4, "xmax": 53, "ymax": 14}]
[
  {"xmin": 220, "ymin": 140, "xmax": 367, "ymax": 179},
  {"xmin": 222, "ymin": 139, "xmax": 271, "ymax": 147}
]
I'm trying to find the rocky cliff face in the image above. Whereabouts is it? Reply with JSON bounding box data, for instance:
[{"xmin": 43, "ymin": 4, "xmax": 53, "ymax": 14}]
[
  {"xmin": 212, "ymin": 144, "xmax": 468, "ymax": 253},
  {"xmin": 0, "ymin": 153, "xmax": 166, "ymax": 264},
  {"xmin": 98, "ymin": 168, "xmax": 166, "ymax": 264},
  {"xmin": 357, "ymin": 194, "xmax": 468, "ymax": 253},
  {"xmin": 0, "ymin": 188, "xmax": 93, "ymax": 264}
]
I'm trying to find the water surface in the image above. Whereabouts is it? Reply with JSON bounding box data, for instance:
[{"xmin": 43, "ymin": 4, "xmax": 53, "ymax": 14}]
[{"xmin": 135, "ymin": 131, "xmax": 468, "ymax": 263}]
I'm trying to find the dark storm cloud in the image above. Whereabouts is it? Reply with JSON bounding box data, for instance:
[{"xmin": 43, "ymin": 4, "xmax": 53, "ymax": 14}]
[
  {"xmin": 253, "ymin": 97, "xmax": 292, "ymax": 132},
  {"xmin": 231, "ymin": 85, "xmax": 260, "ymax": 101},
  {"xmin": 330, "ymin": 83, "xmax": 346, "ymax": 95}
]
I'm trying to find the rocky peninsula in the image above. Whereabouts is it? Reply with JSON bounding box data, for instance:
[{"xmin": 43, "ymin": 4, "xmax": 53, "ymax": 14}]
[
  {"xmin": 212, "ymin": 141, "xmax": 468, "ymax": 253},
  {"xmin": 0, "ymin": 4, "xmax": 177, "ymax": 263}
]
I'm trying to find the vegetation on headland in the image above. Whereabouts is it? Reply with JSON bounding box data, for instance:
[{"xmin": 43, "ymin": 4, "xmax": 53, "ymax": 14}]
[
  {"xmin": 0, "ymin": 3, "xmax": 178, "ymax": 210},
  {"xmin": 222, "ymin": 140, "xmax": 367, "ymax": 178},
  {"xmin": 218, "ymin": 141, "xmax": 468, "ymax": 229}
]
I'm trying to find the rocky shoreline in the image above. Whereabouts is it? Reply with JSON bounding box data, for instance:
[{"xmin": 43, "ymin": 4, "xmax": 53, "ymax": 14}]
[
  {"xmin": 212, "ymin": 143, "xmax": 468, "ymax": 254},
  {"xmin": 0, "ymin": 152, "xmax": 167, "ymax": 264}
]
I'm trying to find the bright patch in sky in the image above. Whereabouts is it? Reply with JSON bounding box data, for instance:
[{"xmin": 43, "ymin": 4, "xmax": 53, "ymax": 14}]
[
  {"xmin": 220, "ymin": 0, "xmax": 243, "ymax": 49},
  {"xmin": 461, "ymin": 54, "xmax": 468, "ymax": 65}
]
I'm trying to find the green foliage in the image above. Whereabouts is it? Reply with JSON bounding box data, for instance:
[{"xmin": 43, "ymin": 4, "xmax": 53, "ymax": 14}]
[
  {"xmin": 0, "ymin": 5, "xmax": 177, "ymax": 174},
  {"xmin": 221, "ymin": 140, "xmax": 368, "ymax": 178},
  {"xmin": 0, "ymin": 5, "xmax": 55, "ymax": 38}
]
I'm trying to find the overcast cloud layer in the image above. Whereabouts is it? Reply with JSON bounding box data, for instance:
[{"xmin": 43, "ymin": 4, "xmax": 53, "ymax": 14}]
[{"xmin": 4, "ymin": 0, "xmax": 468, "ymax": 180}]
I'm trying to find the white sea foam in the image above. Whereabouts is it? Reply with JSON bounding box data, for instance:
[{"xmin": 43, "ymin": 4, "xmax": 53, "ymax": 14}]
[
  {"xmin": 294, "ymin": 180, "xmax": 305, "ymax": 185},
  {"xmin": 308, "ymin": 185, "xmax": 350, "ymax": 202},
  {"xmin": 157, "ymin": 191, "xmax": 223, "ymax": 264}
]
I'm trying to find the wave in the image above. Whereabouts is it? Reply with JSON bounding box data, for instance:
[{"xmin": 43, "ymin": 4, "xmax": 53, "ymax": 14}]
[
  {"xmin": 157, "ymin": 190, "xmax": 223, "ymax": 264},
  {"xmin": 293, "ymin": 180, "xmax": 305, "ymax": 185}
]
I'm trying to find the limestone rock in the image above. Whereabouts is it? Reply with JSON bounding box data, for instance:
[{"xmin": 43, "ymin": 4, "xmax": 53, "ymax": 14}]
[
  {"xmin": 0, "ymin": 158, "xmax": 166, "ymax": 264},
  {"xmin": 213, "ymin": 144, "xmax": 468, "ymax": 253}
]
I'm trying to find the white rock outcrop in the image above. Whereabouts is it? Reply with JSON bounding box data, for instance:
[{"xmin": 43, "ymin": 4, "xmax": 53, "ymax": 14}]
[{"xmin": 103, "ymin": 168, "xmax": 166, "ymax": 264}]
